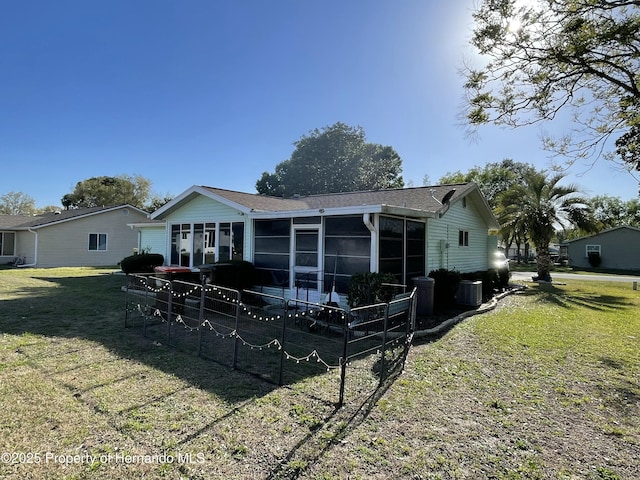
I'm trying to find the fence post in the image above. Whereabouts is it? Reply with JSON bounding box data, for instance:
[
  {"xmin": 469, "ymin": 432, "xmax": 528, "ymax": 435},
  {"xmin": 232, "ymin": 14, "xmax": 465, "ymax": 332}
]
[
  {"xmin": 142, "ymin": 277, "xmax": 148, "ymax": 337},
  {"xmin": 278, "ymin": 301, "xmax": 288, "ymax": 386},
  {"xmin": 338, "ymin": 311, "xmax": 349, "ymax": 407},
  {"xmin": 232, "ymin": 289, "xmax": 241, "ymax": 370},
  {"xmin": 124, "ymin": 275, "xmax": 130, "ymax": 327},
  {"xmin": 166, "ymin": 281, "xmax": 174, "ymax": 346},
  {"xmin": 197, "ymin": 278, "xmax": 206, "ymax": 358},
  {"xmin": 379, "ymin": 304, "xmax": 390, "ymax": 386}
]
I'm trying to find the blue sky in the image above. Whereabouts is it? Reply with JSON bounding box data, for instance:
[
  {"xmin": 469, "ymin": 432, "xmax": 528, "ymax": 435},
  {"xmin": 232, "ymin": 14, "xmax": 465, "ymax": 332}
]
[{"xmin": 1, "ymin": 0, "xmax": 638, "ymax": 208}]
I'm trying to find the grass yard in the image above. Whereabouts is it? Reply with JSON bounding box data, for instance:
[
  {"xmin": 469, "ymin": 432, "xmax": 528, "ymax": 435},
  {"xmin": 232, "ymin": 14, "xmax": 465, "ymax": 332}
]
[{"xmin": 0, "ymin": 268, "xmax": 638, "ymax": 479}]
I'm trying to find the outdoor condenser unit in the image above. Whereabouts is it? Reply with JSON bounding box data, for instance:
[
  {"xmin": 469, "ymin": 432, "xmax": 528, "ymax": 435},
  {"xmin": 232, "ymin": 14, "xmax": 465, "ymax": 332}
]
[{"xmin": 457, "ymin": 280, "xmax": 482, "ymax": 307}]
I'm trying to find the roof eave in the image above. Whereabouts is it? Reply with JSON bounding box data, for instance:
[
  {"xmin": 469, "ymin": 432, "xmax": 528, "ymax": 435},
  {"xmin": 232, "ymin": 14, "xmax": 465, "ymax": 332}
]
[
  {"xmin": 128, "ymin": 221, "xmax": 166, "ymax": 228},
  {"xmin": 247, "ymin": 204, "xmax": 438, "ymax": 219},
  {"xmin": 151, "ymin": 185, "xmax": 253, "ymax": 219},
  {"xmin": 8, "ymin": 205, "xmax": 147, "ymax": 229},
  {"xmin": 248, "ymin": 204, "xmax": 385, "ymax": 219}
]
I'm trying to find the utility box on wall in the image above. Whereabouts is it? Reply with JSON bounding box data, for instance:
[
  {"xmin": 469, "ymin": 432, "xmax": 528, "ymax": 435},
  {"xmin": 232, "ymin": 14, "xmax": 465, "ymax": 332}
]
[{"xmin": 457, "ymin": 280, "xmax": 482, "ymax": 307}]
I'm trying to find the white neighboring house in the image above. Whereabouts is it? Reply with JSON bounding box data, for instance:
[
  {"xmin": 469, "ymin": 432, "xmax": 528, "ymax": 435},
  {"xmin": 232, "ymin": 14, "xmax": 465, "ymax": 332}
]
[
  {"xmin": 130, "ymin": 183, "xmax": 501, "ymax": 303},
  {"xmin": 0, "ymin": 205, "xmax": 149, "ymax": 268}
]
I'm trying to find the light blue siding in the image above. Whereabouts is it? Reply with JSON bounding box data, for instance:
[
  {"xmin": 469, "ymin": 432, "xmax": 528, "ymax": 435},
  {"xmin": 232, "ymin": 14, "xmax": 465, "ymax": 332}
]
[
  {"xmin": 426, "ymin": 200, "xmax": 491, "ymax": 273},
  {"xmin": 161, "ymin": 195, "xmax": 251, "ymax": 263},
  {"xmin": 139, "ymin": 226, "xmax": 166, "ymax": 256},
  {"xmin": 164, "ymin": 195, "xmax": 242, "ymax": 223}
]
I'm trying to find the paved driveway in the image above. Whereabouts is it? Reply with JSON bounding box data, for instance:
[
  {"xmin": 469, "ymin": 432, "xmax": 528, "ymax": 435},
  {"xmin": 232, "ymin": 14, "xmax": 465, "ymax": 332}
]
[{"xmin": 511, "ymin": 271, "xmax": 640, "ymax": 284}]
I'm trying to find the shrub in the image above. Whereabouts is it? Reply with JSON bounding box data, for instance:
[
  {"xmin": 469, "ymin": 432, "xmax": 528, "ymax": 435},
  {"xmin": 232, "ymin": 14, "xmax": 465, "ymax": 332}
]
[
  {"xmin": 347, "ymin": 272, "xmax": 398, "ymax": 308},
  {"xmin": 428, "ymin": 268, "xmax": 461, "ymax": 310},
  {"xmin": 588, "ymin": 251, "xmax": 602, "ymax": 268},
  {"xmin": 497, "ymin": 267, "xmax": 511, "ymax": 288},
  {"xmin": 119, "ymin": 253, "xmax": 164, "ymax": 274}
]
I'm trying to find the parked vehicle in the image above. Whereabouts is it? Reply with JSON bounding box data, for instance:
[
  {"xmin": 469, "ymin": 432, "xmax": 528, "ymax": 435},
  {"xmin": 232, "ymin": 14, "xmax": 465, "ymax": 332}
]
[{"xmin": 492, "ymin": 251, "xmax": 510, "ymax": 271}]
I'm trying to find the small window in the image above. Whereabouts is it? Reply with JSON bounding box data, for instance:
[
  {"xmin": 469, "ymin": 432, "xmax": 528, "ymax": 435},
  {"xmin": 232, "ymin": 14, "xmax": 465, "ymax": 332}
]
[
  {"xmin": 586, "ymin": 244, "xmax": 601, "ymax": 256},
  {"xmin": 0, "ymin": 232, "xmax": 16, "ymax": 256},
  {"xmin": 458, "ymin": 230, "xmax": 469, "ymax": 247},
  {"xmin": 89, "ymin": 233, "xmax": 107, "ymax": 251}
]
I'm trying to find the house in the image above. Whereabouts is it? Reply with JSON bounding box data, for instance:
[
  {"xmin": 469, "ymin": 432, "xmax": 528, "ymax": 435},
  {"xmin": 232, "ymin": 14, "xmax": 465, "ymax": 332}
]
[
  {"xmin": 564, "ymin": 226, "xmax": 640, "ymax": 271},
  {"xmin": 130, "ymin": 183, "xmax": 500, "ymax": 303},
  {"xmin": 0, "ymin": 205, "xmax": 149, "ymax": 268}
]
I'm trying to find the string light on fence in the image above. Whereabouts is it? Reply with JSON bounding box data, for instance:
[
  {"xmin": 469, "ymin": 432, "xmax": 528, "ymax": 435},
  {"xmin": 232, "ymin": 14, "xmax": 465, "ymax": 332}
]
[
  {"xmin": 171, "ymin": 285, "xmax": 201, "ymax": 298},
  {"xmin": 237, "ymin": 335, "xmax": 281, "ymax": 351},
  {"xmin": 201, "ymin": 320, "xmax": 237, "ymax": 339},
  {"xmin": 174, "ymin": 315, "xmax": 199, "ymax": 332}
]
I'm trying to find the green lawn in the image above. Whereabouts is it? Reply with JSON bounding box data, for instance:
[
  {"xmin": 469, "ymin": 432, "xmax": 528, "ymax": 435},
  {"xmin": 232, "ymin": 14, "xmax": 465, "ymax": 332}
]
[{"xmin": 1, "ymin": 268, "xmax": 638, "ymax": 479}]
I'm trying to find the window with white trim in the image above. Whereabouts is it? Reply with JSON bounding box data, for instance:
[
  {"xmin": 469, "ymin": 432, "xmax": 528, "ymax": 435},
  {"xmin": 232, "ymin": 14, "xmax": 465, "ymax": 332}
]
[
  {"xmin": 0, "ymin": 232, "xmax": 16, "ymax": 256},
  {"xmin": 586, "ymin": 244, "xmax": 601, "ymax": 257},
  {"xmin": 458, "ymin": 230, "xmax": 469, "ymax": 247},
  {"xmin": 89, "ymin": 233, "xmax": 107, "ymax": 251},
  {"xmin": 170, "ymin": 222, "xmax": 244, "ymax": 267}
]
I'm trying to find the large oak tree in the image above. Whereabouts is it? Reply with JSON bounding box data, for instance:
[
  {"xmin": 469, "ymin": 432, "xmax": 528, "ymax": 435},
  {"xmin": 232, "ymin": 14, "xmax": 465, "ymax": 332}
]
[
  {"xmin": 62, "ymin": 175, "xmax": 152, "ymax": 210},
  {"xmin": 256, "ymin": 122, "xmax": 404, "ymax": 197}
]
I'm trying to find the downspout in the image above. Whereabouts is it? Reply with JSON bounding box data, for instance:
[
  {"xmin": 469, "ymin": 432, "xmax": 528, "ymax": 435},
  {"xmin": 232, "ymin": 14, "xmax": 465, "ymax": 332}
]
[
  {"xmin": 129, "ymin": 225, "xmax": 142, "ymax": 254},
  {"xmin": 17, "ymin": 228, "xmax": 38, "ymax": 268},
  {"xmin": 363, "ymin": 213, "xmax": 377, "ymax": 272}
]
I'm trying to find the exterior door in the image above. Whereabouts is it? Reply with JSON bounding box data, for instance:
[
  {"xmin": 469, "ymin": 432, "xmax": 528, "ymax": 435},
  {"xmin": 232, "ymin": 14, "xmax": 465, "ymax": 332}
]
[{"xmin": 292, "ymin": 227, "xmax": 321, "ymax": 302}]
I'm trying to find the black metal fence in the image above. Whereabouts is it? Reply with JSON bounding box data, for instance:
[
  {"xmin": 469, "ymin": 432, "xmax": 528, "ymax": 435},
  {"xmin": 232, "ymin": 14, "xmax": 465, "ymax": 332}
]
[{"xmin": 124, "ymin": 274, "xmax": 417, "ymax": 406}]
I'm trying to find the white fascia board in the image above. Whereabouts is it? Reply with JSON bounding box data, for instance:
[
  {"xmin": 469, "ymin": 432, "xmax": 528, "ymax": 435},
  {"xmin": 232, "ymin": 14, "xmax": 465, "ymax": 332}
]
[
  {"xmin": 247, "ymin": 204, "xmax": 437, "ymax": 220},
  {"xmin": 128, "ymin": 221, "xmax": 166, "ymax": 229},
  {"xmin": 248, "ymin": 204, "xmax": 385, "ymax": 219},
  {"xmin": 150, "ymin": 185, "xmax": 201, "ymax": 219},
  {"xmin": 151, "ymin": 185, "xmax": 252, "ymax": 219}
]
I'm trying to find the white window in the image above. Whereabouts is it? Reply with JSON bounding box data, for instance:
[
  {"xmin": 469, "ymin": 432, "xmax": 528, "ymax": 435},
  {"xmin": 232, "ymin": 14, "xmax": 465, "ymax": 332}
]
[
  {"xmin": 170, "ymin": 222, "xmax": 244, "ymax": 267},
  {"xmin": 586, "ymin": 244, "xmax": 601, "ymax": 257},
  {"xmin": 458, "ymin": 230, "xmax": 469, "ymax": 247},
  {"xmin": 0, "ymin": 232, "xmax": 16, "ymax": 256},
  {"xmin": 89, "ymin": 233, "xmax": 107, "ymax": 251}
]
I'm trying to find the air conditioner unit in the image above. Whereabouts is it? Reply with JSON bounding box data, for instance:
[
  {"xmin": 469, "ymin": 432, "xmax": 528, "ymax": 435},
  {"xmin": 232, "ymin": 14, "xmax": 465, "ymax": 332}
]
[{"xmin": 457, "ymin": 280, "xmax": 482, "ymax": 307}]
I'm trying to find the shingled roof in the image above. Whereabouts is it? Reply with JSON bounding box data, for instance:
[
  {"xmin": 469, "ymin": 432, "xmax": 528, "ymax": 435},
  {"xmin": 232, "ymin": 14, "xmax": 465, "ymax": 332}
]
[
  {"xmin": 3, "ymin": 205, "xmax": 146, "ymax": 229},
  {"xmin": 149, "ymin": 183, "xmax": 499, "ymax": 230},
  {"xmin": 0, "ymin": 214, "xmax": 36, "ymax": 229},
  {"xmin": 199, "ymin": 183, "xmax": 473, "ymax": 213}
]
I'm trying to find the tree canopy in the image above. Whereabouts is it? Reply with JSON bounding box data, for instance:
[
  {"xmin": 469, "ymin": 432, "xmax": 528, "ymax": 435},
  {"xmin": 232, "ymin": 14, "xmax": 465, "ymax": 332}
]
[
  {"xmin": 256, "ymin": 122, "xmax": 404, "ymax": 197},
  {"xmin": 0, "ymin": 191, "xmax": 36, "ymax": 215},
  {"xmin": 62, "ymin": 175, "xmax": 152, "ymax": 210},
  {"xmin": 463, "ymin": 1, "xmax": 640, "ymax": 176},
  {"xmin": 440, "ymin": 159, "xmax": 539, "ymax": 262},
  {"xmin": 439, "ymin": 159, "xmax": 537, "ymax": 209},
  {"xmin": 588, "ymin": 194, "xmax": 640, "ymax": 229}
]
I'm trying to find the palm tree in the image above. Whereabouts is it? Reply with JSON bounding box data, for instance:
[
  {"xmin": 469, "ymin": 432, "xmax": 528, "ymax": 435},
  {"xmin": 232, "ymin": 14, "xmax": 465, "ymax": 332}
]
[{"xmin": 497, "ymin": 170, "xmax": 597, "ymax": 281}]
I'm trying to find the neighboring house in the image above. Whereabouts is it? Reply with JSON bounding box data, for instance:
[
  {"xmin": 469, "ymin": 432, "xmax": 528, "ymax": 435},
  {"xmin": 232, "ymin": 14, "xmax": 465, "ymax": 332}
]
[
  {"xmin": 564, "ymin": 226, "xmax": 640, "ymax": 271},
  {"xmin": 130, "ymin": 183, "xmax": 500, "ymax": 303},
  {"xmin": 0, "ymin": 205, "xmax": 149, "ymax": 268}
]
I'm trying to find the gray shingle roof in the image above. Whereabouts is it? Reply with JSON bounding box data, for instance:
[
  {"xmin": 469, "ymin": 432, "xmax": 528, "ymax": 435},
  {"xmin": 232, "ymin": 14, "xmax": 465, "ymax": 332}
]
[
  {"xmin": 2, "ymin": 205, "xmax": 145, "ymax": 229},
  {"xmin": 0, "ymin": 214, "xmax": 36, "ymax": 229},
  {"xmin": 200, "ymin": 184, "xmax": 473, "ymax": 213},
  {"xmin": 200, "ymin": 187, "xmax": 309, "ymax": 211}
]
